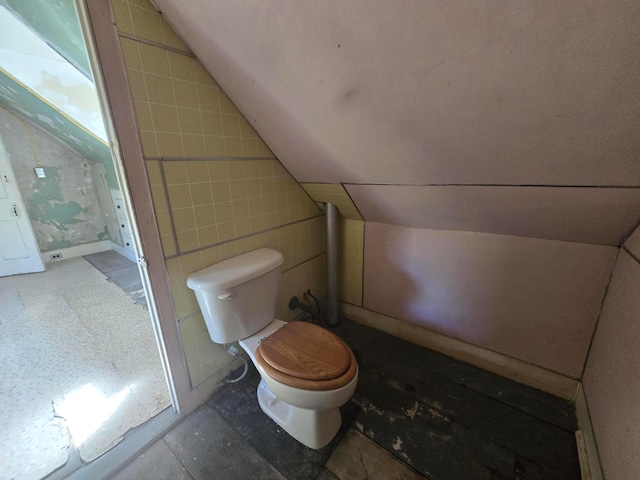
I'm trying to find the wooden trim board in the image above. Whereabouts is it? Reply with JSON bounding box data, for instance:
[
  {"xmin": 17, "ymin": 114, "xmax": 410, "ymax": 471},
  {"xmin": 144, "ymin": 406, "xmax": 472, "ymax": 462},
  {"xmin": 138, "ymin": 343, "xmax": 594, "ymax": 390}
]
[
  {"xmin": 82, "ymin": 0, "xmax": 200, "ymax": 414},
  {"xmin": 574, "ymin": 384, "xmax": 604, "ymax": 480},
  {"xmin": 340, "ymin": 302, "xmax": 580, "ymax": 401}
]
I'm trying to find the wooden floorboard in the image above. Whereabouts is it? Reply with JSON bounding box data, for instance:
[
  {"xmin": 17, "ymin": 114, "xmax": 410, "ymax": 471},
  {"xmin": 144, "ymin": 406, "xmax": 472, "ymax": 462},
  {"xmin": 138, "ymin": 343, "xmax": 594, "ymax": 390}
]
[
  {"xmin": 334, "ymin": 319, "xmax": 577, "ymax": 431},
  {"xmin": 333, "ymin": 319, "xmax": 581, "ymax": 480}
]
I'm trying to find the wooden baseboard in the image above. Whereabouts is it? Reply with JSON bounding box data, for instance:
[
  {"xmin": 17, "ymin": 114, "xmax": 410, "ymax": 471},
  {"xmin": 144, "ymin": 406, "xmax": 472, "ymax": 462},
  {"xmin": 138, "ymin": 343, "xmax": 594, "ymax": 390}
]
[
  {"xmin": 574, "ymin": 384, "xmax": 604, "ymax": 480},
  {"xmin": 340, "ymin": 302, "xmax": 580, "ymax": 401}
]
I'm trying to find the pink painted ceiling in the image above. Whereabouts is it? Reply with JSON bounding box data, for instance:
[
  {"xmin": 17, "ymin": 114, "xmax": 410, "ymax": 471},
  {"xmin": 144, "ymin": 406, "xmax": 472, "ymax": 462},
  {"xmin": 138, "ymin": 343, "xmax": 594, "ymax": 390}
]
[{"xmin": 152, "ymin": 0, "xmax": 640, "ymax": 244}]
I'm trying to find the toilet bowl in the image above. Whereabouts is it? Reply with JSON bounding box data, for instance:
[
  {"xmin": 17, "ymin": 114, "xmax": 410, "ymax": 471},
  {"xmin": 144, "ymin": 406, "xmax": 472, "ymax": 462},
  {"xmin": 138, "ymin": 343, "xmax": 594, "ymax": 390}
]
[
  {"xmin": 186, "ymin": 248, "xmax": 358, "ymax": 449},
  {"xmin": 241, "ymin": 319, "xmax": 358, "ymax": 448}
]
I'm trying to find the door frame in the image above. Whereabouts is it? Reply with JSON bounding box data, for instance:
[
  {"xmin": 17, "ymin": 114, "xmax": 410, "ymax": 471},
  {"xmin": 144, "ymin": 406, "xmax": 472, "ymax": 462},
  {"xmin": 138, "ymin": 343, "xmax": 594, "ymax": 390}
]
[
  {"xmin": 77, "ymin": 0, "xmax": 199, "ymax": 415},
  {"xmin": 0, "ymin": 134, "xmax": 45, "ymax": 276}
]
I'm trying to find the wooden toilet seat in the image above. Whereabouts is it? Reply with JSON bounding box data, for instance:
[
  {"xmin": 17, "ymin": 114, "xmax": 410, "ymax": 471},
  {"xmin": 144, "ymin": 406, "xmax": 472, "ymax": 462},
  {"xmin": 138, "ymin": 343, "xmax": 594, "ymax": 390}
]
[{"xmin": 255, "ymin": 321, "xmax": 357, "ymax": 391}]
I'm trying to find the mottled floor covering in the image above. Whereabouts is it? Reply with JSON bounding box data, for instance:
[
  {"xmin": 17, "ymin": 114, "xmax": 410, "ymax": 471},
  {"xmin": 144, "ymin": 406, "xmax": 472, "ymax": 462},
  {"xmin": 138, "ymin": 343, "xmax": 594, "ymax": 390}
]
[
  {"xmin": 111, "ymin": 319, "xmax": 580, "ymax": 480},
  {"xmin": 0, "ymin": 255, "xmax": 169, "ymax": 480},
  {"xmin": 84, "ymin": 251, "xmax": 147, "ymax": 309}
]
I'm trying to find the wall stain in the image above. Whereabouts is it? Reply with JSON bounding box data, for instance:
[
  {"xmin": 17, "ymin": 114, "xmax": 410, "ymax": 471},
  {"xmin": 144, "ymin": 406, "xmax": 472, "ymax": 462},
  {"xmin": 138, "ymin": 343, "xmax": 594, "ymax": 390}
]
[
  {"xmin": 97, "ymin": 225, "xmax": 109, "ymax": 240},
  {"xmin": 343, "ymin": 87, "xmax": 357, "ymax": 101},
  {"xmin": 0, "ymin": 73, "xmax": 119, "ymax": 189},
  {"xmin": 28, "ymin": 166, "xmax": 84, "ymax": 230},
  {"xmin": 2, "ymin": 105, "xmax": 119, "ymax": 253},
  {"xmin": 46, "ymin": 236, "xmax": 74, "ymax": 250}
]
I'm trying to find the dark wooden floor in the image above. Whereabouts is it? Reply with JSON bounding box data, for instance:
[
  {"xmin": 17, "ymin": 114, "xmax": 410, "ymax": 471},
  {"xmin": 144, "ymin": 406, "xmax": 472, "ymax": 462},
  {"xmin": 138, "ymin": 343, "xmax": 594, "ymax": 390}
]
[
  {"xmin": 110, "ymin": 319, "xmax": 580, "ymax": 480},
  {"xmin": 335, "ymin": 320, "xmax": 579, "ymax": 480}
]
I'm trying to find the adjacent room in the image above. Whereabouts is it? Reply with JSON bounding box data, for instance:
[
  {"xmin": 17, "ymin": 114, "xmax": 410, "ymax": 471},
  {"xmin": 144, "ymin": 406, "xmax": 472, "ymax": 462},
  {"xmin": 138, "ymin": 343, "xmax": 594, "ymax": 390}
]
[
  {"xmin": 2, "ymin": 0, "xmax": 638, "ymax": 479},
  {"xmin": 0, "ymin": 2, "xmax": 169, "ymax": 478}
]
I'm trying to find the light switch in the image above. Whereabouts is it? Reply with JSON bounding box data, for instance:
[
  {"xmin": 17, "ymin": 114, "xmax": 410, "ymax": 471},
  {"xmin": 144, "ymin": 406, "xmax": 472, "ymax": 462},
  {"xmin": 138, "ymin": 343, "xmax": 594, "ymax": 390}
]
[{"xmin": 35, "ymin": 167, "xmax": 46, "ymax": 178}]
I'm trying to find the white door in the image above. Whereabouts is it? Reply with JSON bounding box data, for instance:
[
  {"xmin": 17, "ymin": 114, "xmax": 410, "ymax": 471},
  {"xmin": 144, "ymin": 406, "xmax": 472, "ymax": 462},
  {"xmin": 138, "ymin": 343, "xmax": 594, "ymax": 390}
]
[{"xmin": 0, "ymin": 135, "xmax": 44, "ymax": 277}]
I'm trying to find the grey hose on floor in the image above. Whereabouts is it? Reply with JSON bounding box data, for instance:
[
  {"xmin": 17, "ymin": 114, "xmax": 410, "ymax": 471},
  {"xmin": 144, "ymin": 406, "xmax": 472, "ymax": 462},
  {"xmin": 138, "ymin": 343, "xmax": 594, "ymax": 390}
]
[{"xmin": 221, "ymin": 355, "xmax": 248, "ymax": 385}]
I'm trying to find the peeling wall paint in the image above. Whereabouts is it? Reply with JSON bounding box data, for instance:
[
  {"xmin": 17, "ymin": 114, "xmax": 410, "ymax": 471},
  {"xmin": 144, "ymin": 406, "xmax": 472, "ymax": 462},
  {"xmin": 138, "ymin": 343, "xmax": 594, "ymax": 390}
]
[
  {"xmin": 28, "ymin": 166, "xmax": 85, "ymax": 229},
  {"xmin": 1, "ymin": 0, "xmax": 92, "ymax": 79},
  {"xmin": 0, "ymin": 6, "xmax": 106, "ymax": 140},
  {"xmin": 0, "ymin": 106, "xmax": 119, "ymax": 252},
  {"xmin": 0, "ymin": 71, "xmax": 119, "ymax": 189},
  {"xmin": 97, "ymin": 225, "xmax": 110, "ymax": 241},
  {"xmin": 91, "ymin": 161, "xmax": 121, "ymax": 246}
]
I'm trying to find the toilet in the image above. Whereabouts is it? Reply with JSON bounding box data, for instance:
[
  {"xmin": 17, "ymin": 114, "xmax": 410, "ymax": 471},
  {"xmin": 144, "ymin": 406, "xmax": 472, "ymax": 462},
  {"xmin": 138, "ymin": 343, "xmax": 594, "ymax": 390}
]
[{"xmin": 186, "ymin": 248, "xmax": 358, "ymax": 449}]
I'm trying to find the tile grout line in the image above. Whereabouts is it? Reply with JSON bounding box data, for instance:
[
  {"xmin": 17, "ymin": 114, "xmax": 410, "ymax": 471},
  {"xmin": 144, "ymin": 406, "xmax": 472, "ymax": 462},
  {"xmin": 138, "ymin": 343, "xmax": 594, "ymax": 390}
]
[
  {"xmin": 117, "ymin": 31, "xmax": 195, "ymax": 58},
  {"xmin": 282, "ymin": 252, "xmax": 326, "ymax": 274},
  {"xmin": 174, "ymin": 253, "xmax": 326, "ymax": 324},
  {"xmin": 163, "ymin": 213, "xmax": 324, "ymax": 260},
  {"xmin": 158, "ymin": 160, "xmax": 181, "ymax": 256}
]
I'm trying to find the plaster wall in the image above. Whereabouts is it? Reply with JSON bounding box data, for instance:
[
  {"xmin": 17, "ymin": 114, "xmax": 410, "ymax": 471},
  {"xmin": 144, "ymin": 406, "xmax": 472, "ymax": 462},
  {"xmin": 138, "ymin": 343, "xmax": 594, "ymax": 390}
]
[
  {"xmin": 362, "ymin": 223, "xmax": 616, "ymax": 378},
  {"xmin": 0, "ymin": 106, "xmax": 115, "ymax": 252},
  {"xmin": 582, "ymin": 228, "xmax": 640, "ymax": 480}
]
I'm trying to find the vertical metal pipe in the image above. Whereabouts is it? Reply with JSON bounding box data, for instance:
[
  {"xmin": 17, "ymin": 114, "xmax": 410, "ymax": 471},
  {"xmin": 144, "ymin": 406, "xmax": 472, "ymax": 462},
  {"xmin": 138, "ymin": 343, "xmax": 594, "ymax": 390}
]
[{"xmin": 326, "ymin": 203, "xmax": 339, "ymax": 326}]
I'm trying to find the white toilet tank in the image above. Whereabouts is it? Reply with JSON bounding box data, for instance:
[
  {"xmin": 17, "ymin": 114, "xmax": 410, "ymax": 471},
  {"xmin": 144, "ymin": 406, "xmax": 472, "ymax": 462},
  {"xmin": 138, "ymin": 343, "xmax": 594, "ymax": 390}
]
[{"xmin": 186, "ymin": 248, "xmax": 285, "ymax": 344}]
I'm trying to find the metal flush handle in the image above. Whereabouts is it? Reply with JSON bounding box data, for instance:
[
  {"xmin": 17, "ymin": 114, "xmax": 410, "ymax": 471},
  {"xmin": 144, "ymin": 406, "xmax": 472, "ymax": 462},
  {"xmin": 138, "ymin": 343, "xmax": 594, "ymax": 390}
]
[
  {"xmin": 11, "ymin": 203, "xmax": 19, "ymax": 217},
  {"xmin": 218, "ymin": 292, "xmax": 234, "ymax": 300}
]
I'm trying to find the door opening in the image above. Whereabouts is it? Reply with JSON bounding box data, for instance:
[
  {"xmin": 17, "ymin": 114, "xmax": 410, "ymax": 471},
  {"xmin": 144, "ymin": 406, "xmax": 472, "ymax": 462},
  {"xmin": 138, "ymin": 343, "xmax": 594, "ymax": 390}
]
[{"xmin": 0, "ymin": 1, "xmax": 176, "ymax": 478}]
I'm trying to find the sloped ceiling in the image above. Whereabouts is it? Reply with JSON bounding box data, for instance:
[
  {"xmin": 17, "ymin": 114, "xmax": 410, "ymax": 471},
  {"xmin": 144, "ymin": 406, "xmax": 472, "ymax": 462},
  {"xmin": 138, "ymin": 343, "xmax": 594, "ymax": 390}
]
[
  {"xmin": 0, "ymin": 71, "xmax": 117, "ymax": 188},
  {"xmin": 1, "ymin": 0, "xmax": 92, "ymax": 79},
  {"xmin": 153, "ymin": 0, "xmax": 640, "ymax": 245},
  {"xmin": 0, "ymin": 0, "xmax": 117, "ymax": 187}
]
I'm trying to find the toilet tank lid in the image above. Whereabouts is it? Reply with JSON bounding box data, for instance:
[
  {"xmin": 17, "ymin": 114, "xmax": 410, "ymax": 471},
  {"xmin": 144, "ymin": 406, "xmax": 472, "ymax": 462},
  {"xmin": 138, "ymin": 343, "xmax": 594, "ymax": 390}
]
[{"xmin": 186, "ymin": 248, "xmax": 284, "ymax": 292}]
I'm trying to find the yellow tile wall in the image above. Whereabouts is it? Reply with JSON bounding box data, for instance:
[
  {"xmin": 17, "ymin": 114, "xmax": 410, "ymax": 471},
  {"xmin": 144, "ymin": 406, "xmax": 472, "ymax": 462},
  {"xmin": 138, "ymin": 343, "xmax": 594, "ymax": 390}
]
[
  {"xmin": 301, "ymin": 183, "xmax": 363, "ymax": 221},
  {"xmin": 112, "ymin": 0, "xmax": 189, "ymax": 52},
  {"xmin": 119, "ymin": 35, "xmax": 273, "ymax": 159},
  {"xmin": 145, "ymin": 160, "xmax": 177, "ymax": 255},
  {"xmin": 165, "ymin": 216, "xmax": 326, "ymax": 322},
  {"xmin": 157, "ymin": 159, "xmax": 319, "ymax": 255},
  {"xmin": 339, "ymin": 219, "xmax": 364, "ymax": 306},
  {"xmin": 278, "ymin": 254, "xmax": 327, "ymax": 319},
  {"xmin": 167, "ymin": 218, "xmax": 326, "ymax": 386},
  {"xmin": 112, "ymin": 0, "xmax": 327, "ymax": 388}
]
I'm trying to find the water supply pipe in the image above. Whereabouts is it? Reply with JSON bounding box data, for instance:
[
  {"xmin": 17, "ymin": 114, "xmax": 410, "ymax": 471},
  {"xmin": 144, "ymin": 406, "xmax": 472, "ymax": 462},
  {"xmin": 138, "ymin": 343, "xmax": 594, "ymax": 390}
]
[
  {"xmin": 326, "ymin": 202, "xmax": 339, "ymax": 326},
  {"xmin": 288, "ymin": 295, "xmax": 319, "ymax": 322}
]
